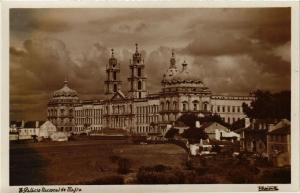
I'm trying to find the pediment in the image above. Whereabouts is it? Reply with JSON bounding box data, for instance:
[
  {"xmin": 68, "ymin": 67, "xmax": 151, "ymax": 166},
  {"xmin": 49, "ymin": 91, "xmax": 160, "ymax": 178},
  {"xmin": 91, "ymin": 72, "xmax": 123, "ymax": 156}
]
[{"xmin": 110, "ymin": 90, "xmax": 126, "ymax": 101}]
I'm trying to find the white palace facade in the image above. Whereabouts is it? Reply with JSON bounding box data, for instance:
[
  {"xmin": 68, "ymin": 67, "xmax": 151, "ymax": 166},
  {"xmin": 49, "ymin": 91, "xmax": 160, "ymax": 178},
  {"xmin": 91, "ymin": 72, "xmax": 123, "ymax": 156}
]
[{"xmin": 47, "ymin": 44, "xmax": 254, "ymax": 135}]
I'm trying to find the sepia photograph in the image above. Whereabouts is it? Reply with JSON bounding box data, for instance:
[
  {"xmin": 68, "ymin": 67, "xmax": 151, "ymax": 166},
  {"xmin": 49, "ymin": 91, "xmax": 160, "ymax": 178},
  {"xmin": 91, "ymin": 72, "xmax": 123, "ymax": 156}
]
[{"xmin": 1, "ymin": 1, "xmax": 300, "ymax": 192}]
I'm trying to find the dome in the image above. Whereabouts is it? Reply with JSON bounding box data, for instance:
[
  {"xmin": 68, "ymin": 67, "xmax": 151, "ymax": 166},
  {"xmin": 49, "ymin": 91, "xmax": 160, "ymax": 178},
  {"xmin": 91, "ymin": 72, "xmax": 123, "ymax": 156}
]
[
  {"xmin": 168, "ymin": 61, "xmax": 202, "ymax": 84},
  {"xmin": 53, "ymin": 80, "xmax": 78, "ymax": 98}
]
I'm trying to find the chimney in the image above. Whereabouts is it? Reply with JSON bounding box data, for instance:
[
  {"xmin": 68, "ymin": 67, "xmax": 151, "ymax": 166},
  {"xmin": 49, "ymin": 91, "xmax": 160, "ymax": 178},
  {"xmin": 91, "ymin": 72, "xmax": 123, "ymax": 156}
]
[
  {"xmin": 21, "ymin": 120, "xmax": 25, "ymax": 128},
  {"xmin": 245, "ymin": 118, "xmax": 250, "ymax": 128},
  {"xmin": 195, "ymin": 121, "xmax": 201, "ymax": 128},
  {"xmin": 35, "ymin": 121, "xmax": 39, "ymax": 128},
  {"xmin": 259, "ymin": 123, "xmax": 262, "ymax": 130},
  {"xmin": 268, "ymin": 123, "xmax": 275, "ymax": 132}
]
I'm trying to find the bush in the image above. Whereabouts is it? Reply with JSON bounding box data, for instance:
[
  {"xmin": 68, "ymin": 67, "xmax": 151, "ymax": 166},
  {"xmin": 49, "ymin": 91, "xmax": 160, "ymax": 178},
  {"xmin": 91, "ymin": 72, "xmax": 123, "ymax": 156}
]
[
  {"xmin": 117, "ymin": 158, "xmax": 132, "ymax": 174},
  {"xmin": 227, "ymin": 165, "xmax": 258, "ymax": 183},
  {"xmin": 152, "ymin": 164, "xmax": 171, "ymax": 172},
  {"xmin": 109, "ymin": 155, "xmax": 121, "ymax": 163},
  {"xmin": 254, "ymin": 156, "xmax": 272, "ymax": 167},
  {"xmin": 85, "ymin": 175, "xmax": 124, "ymax": 184},
  {"xmin": 190, "ymin": 176, "xmax": 218, "ymax": 184},
  {"xmin": 195, "ymin": 167, "xmax": 208, "ymax": 176},
  {"xmin": 259, "ymin": 168, "xmax": 291, "ymax": 183},
  {"xmin": 185, "ymin": 160, "xmax": 193, "ymax": 170},
  {"xmin": 136, "ymin": 165, "xmax": 184, "ymax": 184},
  {"xmin": 184, "ymin": 171, "xmax": 218, "ymax": 184},
  {"xmin": 211, "ymin": 145, "xmax": 221, "ymax": 153}
]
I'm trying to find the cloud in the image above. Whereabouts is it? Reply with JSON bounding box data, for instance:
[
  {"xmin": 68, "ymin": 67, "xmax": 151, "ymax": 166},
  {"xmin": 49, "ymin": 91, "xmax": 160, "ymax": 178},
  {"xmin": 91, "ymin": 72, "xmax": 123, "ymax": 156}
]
[
  {"xmin": 272, "ymin": 41, "xmax": 291, "ymax": 62},
  {"xmin": 190, "ymin": 54, "xmax": 290, "ymax": 95},
  {"xmin": 9, "ymin": 8, "xmax": 291, "ymax": 121},
  {"xmin": 10, "ymin": 9, "xmax": 72, "ymax": 33},
  {"xmin": 181, "ymin": 31, "xmax": 253, "ymax": 56}
]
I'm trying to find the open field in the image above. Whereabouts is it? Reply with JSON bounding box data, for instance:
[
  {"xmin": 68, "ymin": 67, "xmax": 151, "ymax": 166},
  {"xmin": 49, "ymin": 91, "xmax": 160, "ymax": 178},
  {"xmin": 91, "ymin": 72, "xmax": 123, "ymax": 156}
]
[
  {"xmin": 10, "ymin": 139, "xmax": 186, "ymax": 185},
  {"xmin": 10, "ymin": 138, "xmax": 291, "ymax": 185}
]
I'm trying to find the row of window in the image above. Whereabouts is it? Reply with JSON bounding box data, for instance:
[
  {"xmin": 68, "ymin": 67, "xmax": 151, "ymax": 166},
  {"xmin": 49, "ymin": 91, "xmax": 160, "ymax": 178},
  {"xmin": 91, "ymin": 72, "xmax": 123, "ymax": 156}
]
[
  {"xmin": 74, "ymin": 126, "xmax": 103, "ymax": 132},
  {"xmin": 48, "ymin": 109, "xmax": 73, "ymax": 116},
  {"xmin": 136, "ymin": 105, "xmax": 159, "ymax": 114},
  {"xmin": 137, "ymin": 115, "xmax": 159, "ymax": 124},
  {"xmin": 136, "ymin": 125, "xmax": 151, "ymax": 133},
  {"xmin": 109, "ymin": 117, "xmax": 127, "ymax": 128},
  {"xmin": 75, "ymin": 109, "xmax": 104, "ymax": 117},
  {"xmin": 51, "ymin": 118, "xmax": 73, "ymax": 125},
  {"xmin": 213, "ymin": 105, "xmax": 241, "ymax": 113},
  {"xmin": 112, "ymin": 105, "xmax": 126, "ymax": 114},
  {"xmin": 269, "ymin": 135, "xmax": 287, "ymax": 143},
  {"xmin": 75, "ymin": 118, "xmax": 94, "ymax": 125},
  {"xmin": 161, "ymin": 101, "xmax": 208, "ymax": 112}
]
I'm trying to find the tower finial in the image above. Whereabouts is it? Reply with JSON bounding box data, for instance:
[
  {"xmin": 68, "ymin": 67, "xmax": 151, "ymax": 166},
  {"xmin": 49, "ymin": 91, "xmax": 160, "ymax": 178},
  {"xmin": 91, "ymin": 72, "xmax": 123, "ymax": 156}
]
[
  {"xmin": 172, "ymin": 49, "xmax": 175, "ymax": 57},
  {"xmin": 135, "ymin": 43, "xmax": 138, "ymax": 53},
  {"xmin": 182, "ymin": 60, "xmax": 188, "ymax": 69},
  {"xmin": 111, "ymin": 48, "xmax": 114, "ymax": 58},
  {"xmin": 64, "ymin": 77, "xmax": 68, "ymax": 86}
]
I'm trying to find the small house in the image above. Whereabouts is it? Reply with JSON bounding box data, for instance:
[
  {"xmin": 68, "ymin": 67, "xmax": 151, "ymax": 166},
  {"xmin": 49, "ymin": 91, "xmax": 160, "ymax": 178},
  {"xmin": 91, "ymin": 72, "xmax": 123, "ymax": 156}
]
[{"xmin": 267, "ymin": 119, "xmax": 291, "ymax": 167}]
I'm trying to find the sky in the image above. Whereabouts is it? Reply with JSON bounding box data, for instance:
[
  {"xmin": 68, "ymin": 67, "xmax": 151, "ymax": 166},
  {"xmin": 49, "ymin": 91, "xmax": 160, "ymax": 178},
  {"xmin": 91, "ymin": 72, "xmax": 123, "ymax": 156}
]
[{"xmin": 9, "ymin": 8, "xmax": 291, "ymax": 121}]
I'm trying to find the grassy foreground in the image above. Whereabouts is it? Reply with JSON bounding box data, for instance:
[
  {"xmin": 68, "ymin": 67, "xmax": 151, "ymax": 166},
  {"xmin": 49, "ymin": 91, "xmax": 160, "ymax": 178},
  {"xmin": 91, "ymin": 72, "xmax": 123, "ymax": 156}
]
[
  {"xmin": 10, "ymin": 140, "xmax": 186, "ymax": 185},
  {"xmin": 10, "ymin": 138, "xmax": 290, "ymax": 185}
]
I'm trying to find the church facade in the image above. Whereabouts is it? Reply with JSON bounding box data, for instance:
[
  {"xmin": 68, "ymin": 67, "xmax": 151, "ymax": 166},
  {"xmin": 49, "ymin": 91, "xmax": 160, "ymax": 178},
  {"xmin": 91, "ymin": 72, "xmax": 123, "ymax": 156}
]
[{"xmin": 47, "ymin": 44, "xmax": 254, "ymax": 135}]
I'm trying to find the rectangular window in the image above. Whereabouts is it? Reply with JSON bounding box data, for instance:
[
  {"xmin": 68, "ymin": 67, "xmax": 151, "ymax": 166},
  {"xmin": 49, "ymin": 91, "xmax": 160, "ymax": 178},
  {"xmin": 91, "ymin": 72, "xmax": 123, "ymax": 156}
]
[
  {"xmin": 217, "ymin": 106, "xmax": 220, "ymax": 112},
  {"xmin": 222, "ymin": 106, "xmax": 225, "ymax": 112},
  {"xmin": 183, "ymin": 103, "xmax": 187, "ymax": 111},
  {"xmin": 113, "ymin": 72, "xmax": 117, "ymax": 80},
  {"xmin": 232, "ymin": 106, "xmax": 235, "ymax": 113},
  {"xmin": 228, "ymin": 106, "xmax": 230, "ymax": 112},
  {"xmin": 138, "ymin": 68, "xmax": 141, "ymax": 77}
]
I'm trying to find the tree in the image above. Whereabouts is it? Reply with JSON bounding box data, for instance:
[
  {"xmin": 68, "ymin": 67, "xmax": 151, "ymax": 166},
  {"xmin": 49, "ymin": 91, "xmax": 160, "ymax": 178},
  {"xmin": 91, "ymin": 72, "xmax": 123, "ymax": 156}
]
[
  {"xmin": 176, "ymin": 113, "xmax": 199, "ymax": 128},
  {"xmin": 164, "ymin": 128, "xmax": 179, "ymax": 139},
  {"xmin": 231, "ymin": 118, "xmax": 246, "ymax": 130},
  {"xmin": 243, "ymin": 90, "xmax": 291, "ymax": 120},
  {"xmin": 181, "ymin": 127, "xmax": 208, "ymax": 144},
  {"xmin": 176, "ymin": 113, "xmax": 229, "ymax": 128}
]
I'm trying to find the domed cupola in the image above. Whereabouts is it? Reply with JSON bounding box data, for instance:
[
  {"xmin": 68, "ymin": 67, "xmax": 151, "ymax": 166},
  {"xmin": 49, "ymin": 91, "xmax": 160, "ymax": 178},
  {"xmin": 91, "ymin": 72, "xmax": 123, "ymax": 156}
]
[
  {"xmin": 167, "ymin": 60, "xmax": 201, "ymax": 84},
  {"xmin": 53, "ymin": 80, "xmax": 78, "ymax": 98},
  {"xmin": 161, "ymin": 59, "xmax": 210, "ymax": 95},
  {"xmin": 162, "ymin": 50, "xmax": 179, "ymax": 86}
]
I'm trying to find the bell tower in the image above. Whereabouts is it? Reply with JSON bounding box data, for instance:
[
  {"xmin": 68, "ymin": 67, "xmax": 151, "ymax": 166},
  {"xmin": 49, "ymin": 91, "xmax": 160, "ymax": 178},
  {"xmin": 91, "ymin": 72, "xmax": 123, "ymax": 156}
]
[
  {"xmin": 105, "ymin": 49, "xmax": 122, "ymax": 95},
  {"xmin": 128, "ymin": 43, "xmax": 147, "ymax": 99}
]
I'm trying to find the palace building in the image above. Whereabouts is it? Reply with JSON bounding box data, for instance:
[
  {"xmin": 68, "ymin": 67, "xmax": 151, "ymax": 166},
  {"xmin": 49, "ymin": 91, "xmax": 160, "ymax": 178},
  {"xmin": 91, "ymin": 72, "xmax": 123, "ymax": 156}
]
[{"xmin": 47, "ymin": 44, "xmax": 254, "ymax": 134}]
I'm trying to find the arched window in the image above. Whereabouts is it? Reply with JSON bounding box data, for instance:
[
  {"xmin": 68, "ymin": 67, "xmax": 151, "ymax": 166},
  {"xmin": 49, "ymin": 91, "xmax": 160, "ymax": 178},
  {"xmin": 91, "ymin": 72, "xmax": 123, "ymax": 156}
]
[
  {"xmin": 161, "ymin": 102, "xmax": 165, "ymax": 111},
  {"xmin": 203, "ymin": 103, "xmax": 208, "ymax": 111},
  {"xmin": 173, "ymin": 101, "xmax": 177, "ymax": 110},
  {"xmin": 166, "ymin": 101, "xmax": 170, "ymax": 110},
  {"xmin": 193, "ymin": 100, "xmax": 199, "ymax": 111},
  {"xmin": 182, "ymin": 101, "xmax": 188, "ymax": 112},
  {"xmin": 138, "ymin": 81, "xmax": 142, "ymax": 90}
]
